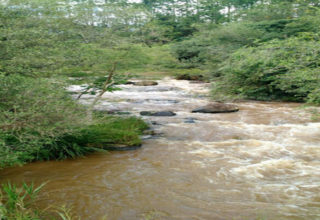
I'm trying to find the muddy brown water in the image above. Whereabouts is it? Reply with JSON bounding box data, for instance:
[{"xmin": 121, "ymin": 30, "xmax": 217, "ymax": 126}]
[{"xmin": 1, "ymin": 78, "xmax": 320, "ymax": 220}]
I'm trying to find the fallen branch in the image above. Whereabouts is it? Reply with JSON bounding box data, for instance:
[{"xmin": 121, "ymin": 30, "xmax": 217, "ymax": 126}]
[{"xmin": 87, "ymin": 62, "xmax": 117, "ymax": 121}]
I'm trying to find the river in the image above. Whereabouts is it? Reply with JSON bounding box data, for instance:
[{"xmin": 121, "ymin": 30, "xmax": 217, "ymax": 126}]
[{"xmin": 1, "ymin": 78, "xmax": 319, "ymax": 220}]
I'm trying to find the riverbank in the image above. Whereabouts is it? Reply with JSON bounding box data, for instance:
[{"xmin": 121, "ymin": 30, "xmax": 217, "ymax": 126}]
[{"xmin": 0, "ymin": 74, "xmax": 149, "ymax": 170}]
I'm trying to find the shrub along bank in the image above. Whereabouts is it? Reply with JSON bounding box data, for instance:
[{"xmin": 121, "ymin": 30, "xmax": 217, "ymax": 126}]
[
  {"xmin": 212, "ymin": 34, "xmax": 320, "ymax": 103},
  {"xmin": 0, "ymin": 74, "xmax": 148, "ymax": 169},
  {"xmin": 169, "ymin": 5, "xmax": 320, "ymax": 104}
]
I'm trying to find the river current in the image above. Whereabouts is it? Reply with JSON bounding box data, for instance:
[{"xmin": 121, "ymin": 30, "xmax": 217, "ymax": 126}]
[{"xmin": 1, "ymin": 78, "xmax": 319, "ymax": 220}]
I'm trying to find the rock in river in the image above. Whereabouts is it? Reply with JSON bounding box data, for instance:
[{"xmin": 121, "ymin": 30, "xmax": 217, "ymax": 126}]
[
  {"xmin": 184, "ymin": 117, "xmax": 197, "ymax": 123},
  {"xmin": 192, "ymin": 103, "xmax": 239, "ymax": 113},
  {"xmin": 133, "ymin": 81, "xmax": 158, "ymax": 86},
  {"xmin": 103, "ymin": 145, "xmax": 142, "ymax": 151},
  {"xmin": 140, "ymin": 111, "xmax": 176, "ymax": 116},
  {"xmin": 176, "ymin": 73, "xmax": 204, "ymax": 81}
]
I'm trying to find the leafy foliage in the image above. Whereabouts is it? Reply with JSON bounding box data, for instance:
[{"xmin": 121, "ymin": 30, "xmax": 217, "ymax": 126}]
[
  {"xmin": 0, "ymin": 74, "xmax": 87, "ymax": 167},
  {"xmin": 0, "ymin": 1, "xmax": 151, "ymax": 77},
  {"xmin": 0, "ymin": 75, "xmax": 148, "ymax": 168},
  {"xmin": 214, "ymin": 35, "xmax": 320, "ymax": 102},
  {"xmin": 167, "ymin": 1, "xmax": 320, "ymax": 103}
]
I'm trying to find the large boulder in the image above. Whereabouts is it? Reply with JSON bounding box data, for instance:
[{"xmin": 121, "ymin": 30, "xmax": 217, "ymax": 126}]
[
  {"xmin": 133, "ymin": 81, "xmax": 158, "ymax": 86},
  {"xmin": 192, "ymin": 103, "xmax": 239, "ymax": 113},
  {"xmin": 140, "ymin": 111, "xmax": 176, "ymax": 116}
]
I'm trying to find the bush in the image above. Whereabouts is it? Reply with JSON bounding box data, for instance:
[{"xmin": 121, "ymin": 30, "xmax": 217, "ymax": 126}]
[
  {"xmin": 0, "ymin": 74, "xmax": 149, "ymax": 168},
  {"xmin": 171, "ymin": 39, "xmax": 206, "ymax": 64},
  {"xmin": 171, "ymin": 22, "xmax": 263, "ymax": 72},
  {"xmin": 0, "ymin": 74, "xmax": 88, "ymax": 167},
  {"xmin": 36, "ymin": 117, "xmax": 148, "ymax": 160},
  {"xmin": 213, "ymin": 34, "xmax": 320, "ymax": 102}
]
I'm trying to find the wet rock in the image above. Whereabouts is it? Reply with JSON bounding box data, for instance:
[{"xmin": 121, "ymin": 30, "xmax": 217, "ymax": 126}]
[
  {"xmin": 176, "ymin": 74, "xmax": 204, "ymax": 81},
  {"xmin": 141, "ymin": 129, "xmax": 164, "ymax": 140},
  {"xmin": 151, "ymin": 121, "xmax": 162, "ymax": 125},
  {"xmin": 140, "ymin": 111, "xmax": 176, "ymax": 116},
  {"xmin": 192, "ymin": 103, "xmax": 239, "ymax": 113},
  {"xmin": 125, "ymin": 81, "xmax": 135, "ymax": 85},
  {"xmin": 133, "ymin": 81, "xmax": 158, "ymax": 86},
  {"xmin": 103, "ymin": 145, "xmax": 142, "ymax": 151}
]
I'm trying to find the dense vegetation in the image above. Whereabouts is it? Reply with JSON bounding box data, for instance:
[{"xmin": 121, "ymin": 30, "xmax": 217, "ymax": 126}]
[
  {"xmin": 1, "ymin": 0, "xmax": 319, "ymax": 168},
  {"xmin": 0, "ymin": 0, "xmax": 319, "ymax": 167},
  {"xmin": 214, "ymin": 35, "xmax": 320, "ymax": 102},
  {"xmin": 166, "ymin": 1, "xmax": 320, "ymax": 103},
  {"xmin": 0, "ymin": 73, "xmax": 148, "ymax": 168}
]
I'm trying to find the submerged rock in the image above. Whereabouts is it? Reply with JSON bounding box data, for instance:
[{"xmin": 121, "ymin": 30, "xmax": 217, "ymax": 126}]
[
  {"xmin": 141, "ymin": 129, "xmax": 164, "ymax": 140},
  {"xmin": 192, "ymin": 103, "xmax": 239, "ymax": 113},
  {"xmin": 140, "ymin": 111, "xmax": 176, "ymax": 116},
  {"xmin": 184, "ymin": 117, "xmax": 197, "ymax": 123},
  {"xmin": 133, "ymin": 81, "xmax": 158, "ymax": 86},
  {"xmin": 151, "ymin": 121, "xmax": 162, "ymax": 125}
]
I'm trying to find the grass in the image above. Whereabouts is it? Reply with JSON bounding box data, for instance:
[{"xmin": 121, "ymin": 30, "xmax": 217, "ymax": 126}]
[
  {"xmin": 0, "ymin": 182, "xmax": 45, "ymax": 219},
  {"xmin": 0, "ymin": 115, "xmax": 149, "ymax": 168},
  {"xmin": 72, "ymin": 116, "xmax": 149, "ymax": 149},
  {"xmin": 0, "ymin": 182, "xmax": 80, "ymax": 220}
]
